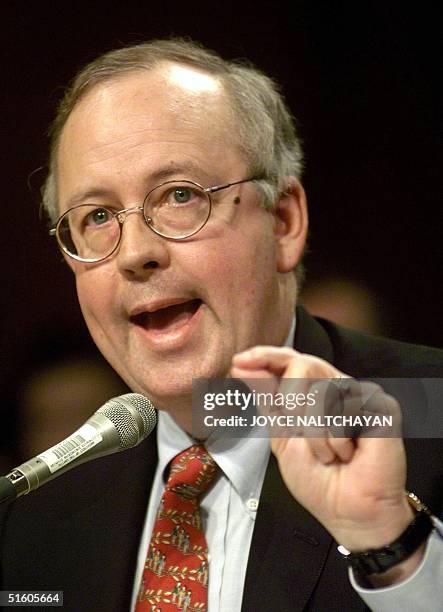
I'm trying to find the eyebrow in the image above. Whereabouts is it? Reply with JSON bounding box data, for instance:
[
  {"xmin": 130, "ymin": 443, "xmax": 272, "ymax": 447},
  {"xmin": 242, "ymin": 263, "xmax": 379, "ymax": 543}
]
[
  {"xmin": 149, "ymin": 162, "xmax": 215, "ymax": 185},
  {"xmin": 63, "ymin": 161, "xmax": 215, "ymax": 211}
]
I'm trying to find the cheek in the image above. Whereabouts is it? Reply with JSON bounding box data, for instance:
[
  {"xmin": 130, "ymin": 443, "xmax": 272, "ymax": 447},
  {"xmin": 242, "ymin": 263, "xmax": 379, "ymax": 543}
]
[
  {"xmin": 182, "ymin": 224, "xmax": 278, "ymax": 308},
  {"xmin": 74, "ymin": 268, "xmax": 115, "ymax": 330}
]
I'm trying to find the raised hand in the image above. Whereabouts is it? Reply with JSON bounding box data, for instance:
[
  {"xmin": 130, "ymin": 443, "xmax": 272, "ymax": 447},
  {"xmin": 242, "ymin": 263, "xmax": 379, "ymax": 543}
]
[{"xmin": 231, "ymin": 346, "xmax": 423, "ymax": 586}]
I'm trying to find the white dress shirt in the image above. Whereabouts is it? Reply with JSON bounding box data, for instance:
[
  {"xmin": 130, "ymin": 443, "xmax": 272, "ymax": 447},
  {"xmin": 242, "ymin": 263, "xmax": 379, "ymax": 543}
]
[
  {"xmin": 131, "ymin": 316, "xmax": 443, "ymax": 610},
  {"xmin": 131, "ymin": 412, "xmax": 270, "ymax": 611}
]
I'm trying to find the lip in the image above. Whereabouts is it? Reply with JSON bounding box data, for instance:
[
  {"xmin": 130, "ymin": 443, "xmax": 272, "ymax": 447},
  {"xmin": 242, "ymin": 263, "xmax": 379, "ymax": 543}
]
[
  {"xmin": 129, "ymin": 297, "xmax": 197, "ymax": 317},
  {"xmin": 129, "ymin": 298, "xmax": 204, "ymax": 352}
]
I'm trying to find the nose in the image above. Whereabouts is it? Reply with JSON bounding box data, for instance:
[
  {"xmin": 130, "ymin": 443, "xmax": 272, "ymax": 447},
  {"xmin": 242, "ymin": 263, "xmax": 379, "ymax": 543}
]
[{"xmin": 116, "ymin": 207, "xmax": 170, "ymax": 278}]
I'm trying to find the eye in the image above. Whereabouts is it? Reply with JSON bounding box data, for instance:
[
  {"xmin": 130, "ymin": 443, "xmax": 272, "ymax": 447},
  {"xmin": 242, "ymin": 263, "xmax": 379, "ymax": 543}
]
[
  {"xmin": 147, "ymin": 182, "xmax": 206, "ymax": 214},
  {"xmin": 172, "ymin": 187, "xmax": 193, "ymax": 204},
  {"xmin": 85, "ymin": 207, "xmax": 112, "ymax": 226}
]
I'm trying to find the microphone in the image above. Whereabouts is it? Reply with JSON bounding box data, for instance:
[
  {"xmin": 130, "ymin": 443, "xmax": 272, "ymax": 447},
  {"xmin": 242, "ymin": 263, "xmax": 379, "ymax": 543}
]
[{"xmin": 0, "ymin": 393, "xmax": 157, "ymax": 505}]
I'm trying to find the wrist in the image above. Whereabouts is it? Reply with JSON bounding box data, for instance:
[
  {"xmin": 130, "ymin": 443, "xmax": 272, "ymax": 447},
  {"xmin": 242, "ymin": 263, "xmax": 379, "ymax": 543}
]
[
  {"xmin": 338, "ymin": 492, "xmax": 434, "ymax": 582},
  {"xmin": 336, "ymin": 498, "xmax": 414, "ymax": 552},
  {"xmin": 366, "ymin": 542, "xmax": 426, "ymax": 587}
]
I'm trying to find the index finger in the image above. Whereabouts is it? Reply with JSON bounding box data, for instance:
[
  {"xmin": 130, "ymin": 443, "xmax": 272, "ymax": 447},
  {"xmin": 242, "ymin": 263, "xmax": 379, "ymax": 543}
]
[{"xmin": 233, "ymin": 345, "xmax": 345, "ymax": 379}]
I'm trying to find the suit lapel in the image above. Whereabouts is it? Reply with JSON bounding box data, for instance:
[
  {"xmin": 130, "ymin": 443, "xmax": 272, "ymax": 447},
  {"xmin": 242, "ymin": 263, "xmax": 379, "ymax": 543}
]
[
  {"xmin": 242, "ymin": 455, "xmax": 333, "ymax": 611},
  {"xmin": 294, "ymin": 306, "xmax": 335, "ymax": 363},
  {"xmin": 242, "ymin": 308, "xmax": 338, "ymax": 611}
]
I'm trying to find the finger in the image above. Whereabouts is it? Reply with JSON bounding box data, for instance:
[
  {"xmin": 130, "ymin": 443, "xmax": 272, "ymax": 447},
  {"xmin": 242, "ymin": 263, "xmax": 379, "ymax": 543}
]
[
  {"xmin": 326, "ymin": 433, "xmax": 355, "ymax": 463},
  {"xmin": 230, "ymin": 366, "xmax": 281, "ymax": 425},
  {"xmin": 230, "ymin": 366, "xmax": 278, "ymax": 412},
  {"xmin": 359, "ymin": 391, "xmax": 403, "ymax": 438},
  {"xmin": 360, "ymin": 386, "xmax": 402, "ymax": 418},
  {"xmin": 301, "ymin": 380, "xmax": 354, "ymax": 462},
  {"xmin": 270, "ymin": 435, "xmax": 317, "ymax": 471},
  {"xmin": 336, "ymin": 382, "xmax": 402, "ymax": 437},
  {"xmin": 230, "ymin": 365, "xmax": 275, "ymax": 380},
  {"xmin": 302, "ymin": 379, "xmax": 345, "ymax": 437},
  {"xmin": 233, "ymin": 346, "xmax": 346, "ymax": 380},
  {"xmin": 305, "ymin": 435, "xmax": 336, "ymax": 464},
  {"xmin": 232, "ymin": 346, "xmax": 300, "ymax": 377}
]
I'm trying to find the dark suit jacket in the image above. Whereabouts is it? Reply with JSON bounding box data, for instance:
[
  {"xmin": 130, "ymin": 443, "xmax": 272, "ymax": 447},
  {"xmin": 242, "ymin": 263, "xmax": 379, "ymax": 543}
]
[{"xmin": 1, "ymin": 308, "xmax": 442, "ymax": 611}]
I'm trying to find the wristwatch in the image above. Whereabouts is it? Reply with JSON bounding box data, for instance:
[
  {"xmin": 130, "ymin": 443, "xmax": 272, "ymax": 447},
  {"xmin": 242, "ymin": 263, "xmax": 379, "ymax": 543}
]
[{"xmin": 337, "ymin": 492, "xmax": 434, "ymax": 575}]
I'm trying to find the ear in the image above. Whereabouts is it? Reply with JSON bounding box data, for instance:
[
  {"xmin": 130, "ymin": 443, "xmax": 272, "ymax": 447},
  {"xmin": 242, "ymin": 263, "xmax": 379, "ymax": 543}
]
[{"xmin": 273, "ymin": 177, "xmax": 308, "ymax": 273}]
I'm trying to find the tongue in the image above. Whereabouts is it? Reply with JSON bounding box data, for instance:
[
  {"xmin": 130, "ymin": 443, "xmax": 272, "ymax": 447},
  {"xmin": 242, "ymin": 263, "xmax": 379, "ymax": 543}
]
[{"xmin": 145, "ymin": 299, "xmax": 201, "ymax": 331}]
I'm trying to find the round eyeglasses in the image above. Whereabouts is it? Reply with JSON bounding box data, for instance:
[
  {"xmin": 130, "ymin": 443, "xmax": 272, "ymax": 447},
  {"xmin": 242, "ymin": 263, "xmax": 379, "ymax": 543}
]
[{"xmin": 50, "ymin": 177, "xmax": 258, "ymax": 263}]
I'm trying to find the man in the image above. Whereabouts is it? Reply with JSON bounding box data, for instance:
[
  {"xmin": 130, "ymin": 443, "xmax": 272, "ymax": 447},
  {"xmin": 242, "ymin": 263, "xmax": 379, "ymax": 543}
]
[{"xmin": 1, "ymin": 38, "xmax": 442, "ymax": 611}]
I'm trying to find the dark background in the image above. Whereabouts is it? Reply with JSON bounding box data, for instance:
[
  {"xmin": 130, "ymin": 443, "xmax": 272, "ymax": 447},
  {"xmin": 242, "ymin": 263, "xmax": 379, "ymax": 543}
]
[{"xmin": 1, "ymin": 2, "xmax": 441, "ymax": 456}]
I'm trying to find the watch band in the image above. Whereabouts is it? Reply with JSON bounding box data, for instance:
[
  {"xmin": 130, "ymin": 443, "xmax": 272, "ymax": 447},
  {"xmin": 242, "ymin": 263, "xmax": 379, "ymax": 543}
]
[{"xmin": 337, "ymin": 492, "xmax": 434, "ymax": 575}]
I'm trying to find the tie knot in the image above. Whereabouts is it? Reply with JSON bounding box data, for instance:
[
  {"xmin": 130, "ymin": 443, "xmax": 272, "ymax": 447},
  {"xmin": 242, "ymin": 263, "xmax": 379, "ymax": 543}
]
[{"xmin": 166, "ymin": 444, "xmax": 217, "ymax": 500}]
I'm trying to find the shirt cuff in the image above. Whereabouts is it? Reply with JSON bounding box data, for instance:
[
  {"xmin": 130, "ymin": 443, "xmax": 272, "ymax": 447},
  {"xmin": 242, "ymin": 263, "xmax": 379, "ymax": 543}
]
[{"xmin": 350, "ymin": 517, "xmax": 443, "ymax": 612}]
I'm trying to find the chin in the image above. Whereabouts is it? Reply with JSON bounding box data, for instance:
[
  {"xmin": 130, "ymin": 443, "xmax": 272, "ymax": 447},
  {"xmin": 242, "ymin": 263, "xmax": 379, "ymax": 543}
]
[{"xmin": 132, "ymin": 357, "xmax": 231, "ymax": 407}]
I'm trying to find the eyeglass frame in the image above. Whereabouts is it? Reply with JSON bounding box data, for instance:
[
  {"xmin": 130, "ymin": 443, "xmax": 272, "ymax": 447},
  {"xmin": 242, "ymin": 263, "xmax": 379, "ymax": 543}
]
[{"xmin": 49, "ymin": 176, "xmax": 260, "ymax": 263}]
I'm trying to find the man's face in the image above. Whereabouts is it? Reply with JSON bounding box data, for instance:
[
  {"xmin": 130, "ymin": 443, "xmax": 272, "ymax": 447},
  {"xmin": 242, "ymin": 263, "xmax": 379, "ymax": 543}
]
[{"xmin": 57, "ymin": 64, "xmax": 299, "ymax": 418}]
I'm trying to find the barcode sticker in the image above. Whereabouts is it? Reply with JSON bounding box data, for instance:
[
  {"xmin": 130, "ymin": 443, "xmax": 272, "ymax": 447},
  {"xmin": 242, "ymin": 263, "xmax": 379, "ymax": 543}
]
[{"xmin": 38, "ymin": 424, "xmax": 102, "ymax": 473}]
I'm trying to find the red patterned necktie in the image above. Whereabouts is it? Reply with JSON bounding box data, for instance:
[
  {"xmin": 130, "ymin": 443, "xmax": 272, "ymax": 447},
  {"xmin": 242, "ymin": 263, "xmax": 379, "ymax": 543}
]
[{"xmin": 136, "ymin": 444, "xmax": 218, "ymax": 612}]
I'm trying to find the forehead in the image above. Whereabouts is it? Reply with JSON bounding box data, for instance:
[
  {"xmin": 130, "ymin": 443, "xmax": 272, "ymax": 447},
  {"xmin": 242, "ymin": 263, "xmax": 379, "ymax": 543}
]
[
  {"xmin": 57, "ymin": 64, "xmax": 243, "ymax": 206},
  {"xmin": 59, "ymin": 63, "xmax": 235, "ymax": 157}
]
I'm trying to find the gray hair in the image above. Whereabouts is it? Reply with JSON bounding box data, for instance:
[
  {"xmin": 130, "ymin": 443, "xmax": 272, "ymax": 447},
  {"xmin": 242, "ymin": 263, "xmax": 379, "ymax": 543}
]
[{"xmin": 42, "ymin": 38, "xmax": 305, "ymax": 283}]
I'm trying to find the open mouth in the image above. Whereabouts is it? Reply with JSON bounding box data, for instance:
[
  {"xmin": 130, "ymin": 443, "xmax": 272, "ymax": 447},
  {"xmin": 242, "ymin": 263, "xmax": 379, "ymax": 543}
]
[{"xmin": 130, "ymin": 299, "xmax": 203, "ymax": 333}]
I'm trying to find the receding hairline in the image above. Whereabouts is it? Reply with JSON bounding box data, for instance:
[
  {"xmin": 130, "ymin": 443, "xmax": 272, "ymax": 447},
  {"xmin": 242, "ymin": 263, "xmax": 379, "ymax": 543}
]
[
  {"xmin": 67, "ymin": 58, "xmax": 227, "ymax": 104},
  {"xmin": 52, "ymin": 54, "xmax": 236, "ymax": 150},
  {"xmin": 53, "ymin": 61, "xmax": 253, "ymax": 205},
  {"xmin": 55, "ymin": 62, "xmax": 257, "ymax": 220},
  {"xmin": 44, "ymin": 37, "xmax": 304, "ymax": 234}
]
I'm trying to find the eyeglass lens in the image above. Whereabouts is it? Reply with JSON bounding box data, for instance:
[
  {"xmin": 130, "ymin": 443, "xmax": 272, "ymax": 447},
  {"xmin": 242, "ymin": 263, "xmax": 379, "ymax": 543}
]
[{"xmin": 56, "ymin": 181, "xmax": 211, "ymax": 261}]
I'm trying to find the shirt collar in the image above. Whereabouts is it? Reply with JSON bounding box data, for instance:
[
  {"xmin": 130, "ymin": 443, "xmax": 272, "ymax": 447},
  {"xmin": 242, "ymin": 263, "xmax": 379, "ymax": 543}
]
[
  {"xmin": 156, "ymin": 315, "xmax": 296, "ymax": 505},
  {"xmin": 157, "ymin": 411, "xmax": 270, "ymax": 512}
]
